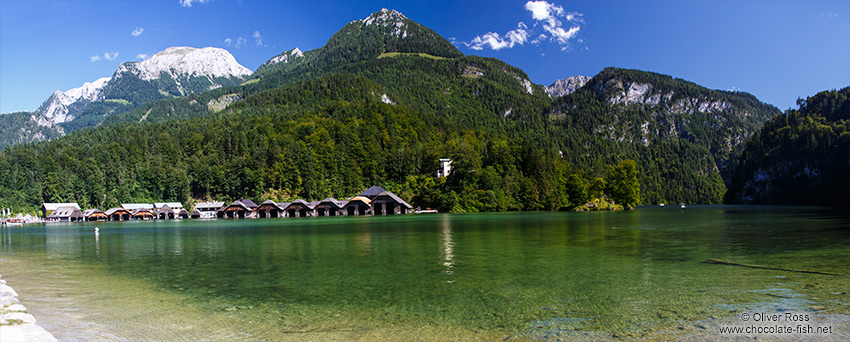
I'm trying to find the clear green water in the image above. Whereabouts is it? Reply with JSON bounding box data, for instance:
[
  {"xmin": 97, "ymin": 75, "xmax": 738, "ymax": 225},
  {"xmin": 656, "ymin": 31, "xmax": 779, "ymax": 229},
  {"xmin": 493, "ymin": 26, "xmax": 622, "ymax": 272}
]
[{"xmin": 1, "ymin": 206, "xmax": 848, "ymax": 341}]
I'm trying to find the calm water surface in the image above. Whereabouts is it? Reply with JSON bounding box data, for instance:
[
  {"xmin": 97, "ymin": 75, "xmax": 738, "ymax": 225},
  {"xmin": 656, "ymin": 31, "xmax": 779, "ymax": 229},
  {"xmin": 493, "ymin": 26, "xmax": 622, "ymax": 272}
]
[{"xmin": 1, "ymin": 206, "xmax": 848, "ymax": 341}]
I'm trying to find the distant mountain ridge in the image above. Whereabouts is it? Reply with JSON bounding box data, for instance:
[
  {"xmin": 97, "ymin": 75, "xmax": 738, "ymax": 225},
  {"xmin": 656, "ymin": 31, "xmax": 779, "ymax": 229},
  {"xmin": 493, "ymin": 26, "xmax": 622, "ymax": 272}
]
[
  {"xmin": 1, "ymin": 46, "xmax": 253, "ymax": 147},
  {"xmin": 36, "ymin": 77, "xmax": 110, "ymax": 124},
  {"xmin": 117, "ymin": 47, "xmax": 251, "ymax": 83}
]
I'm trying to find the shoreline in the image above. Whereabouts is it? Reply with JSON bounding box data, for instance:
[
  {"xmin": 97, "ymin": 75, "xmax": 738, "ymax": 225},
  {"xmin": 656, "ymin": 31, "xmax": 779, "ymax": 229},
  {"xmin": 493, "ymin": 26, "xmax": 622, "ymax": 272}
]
[{"xmin": 0, "ymin": 274, "xmax": 58, "ymax": 342}]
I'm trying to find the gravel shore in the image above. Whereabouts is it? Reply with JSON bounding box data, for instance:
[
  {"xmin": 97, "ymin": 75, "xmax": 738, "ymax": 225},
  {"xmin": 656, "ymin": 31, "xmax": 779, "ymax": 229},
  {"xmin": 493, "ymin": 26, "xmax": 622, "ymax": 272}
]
[{"xmin": 0, "ymin": 275, "xmax": 57, "ymax": 342}]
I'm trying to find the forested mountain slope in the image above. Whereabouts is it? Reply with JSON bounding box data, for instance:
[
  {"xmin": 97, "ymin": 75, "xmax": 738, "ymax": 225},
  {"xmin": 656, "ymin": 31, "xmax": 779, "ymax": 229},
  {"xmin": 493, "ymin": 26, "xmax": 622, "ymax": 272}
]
[
  {"xmin": 0, "ymin": 74, "xmax": 627, "ymax": 213},
  {"xmin": 549, "ymin": 68, "xmax": 780, "ymax": 203},
  {"xmin": 725, "ymin": 88, "xmax": 850, "ymax": 208}
]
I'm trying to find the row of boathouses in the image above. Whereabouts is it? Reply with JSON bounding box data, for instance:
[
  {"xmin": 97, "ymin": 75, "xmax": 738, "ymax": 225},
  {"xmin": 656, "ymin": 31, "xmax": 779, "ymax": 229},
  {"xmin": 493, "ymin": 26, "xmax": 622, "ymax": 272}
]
[{"xmin": 41, "ymin": 186, "xmax": 414, "ymax": 222}]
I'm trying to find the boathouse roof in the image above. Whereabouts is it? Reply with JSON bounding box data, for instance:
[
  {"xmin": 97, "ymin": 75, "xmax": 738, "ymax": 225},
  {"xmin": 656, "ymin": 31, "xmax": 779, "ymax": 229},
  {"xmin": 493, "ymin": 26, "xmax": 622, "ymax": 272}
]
[
  {"xmin": 154, "ymin": 202, "xmax": 183, "ymax": 209},
  {"xmin": 131, "ymin": 208, "xmax": 154, "ymax": 216},
  {"xmin": 237, "ymin": 199, "xmax": 259, "ymax": 209},
  {"xmin": 224, "ymin": 200, "xmax": 253, "ymax": 211},
  {"xmin": 347, "ymin": 196, "xmax": 372, "ymax": 205},
  {"xmin": 194, "ymin": 202, "xmax": 225, "ymax": 210},
  {"xmin": 318, "ymin": 197, "xmax": 344, "ymax": 208},
  {"xmin": 42, "ymin": 203, "xmax": 81, "ymax": 211},
  {"xmin": 122, "ymin": 203, "xmax": 154, "ymax": 210},
  {"xmin": 82, "ymin": 209, "xmax": 105, "ymax": 216},
  {"xmin": 358, "ymin": 185, "xmax": 388, "ymax": 199},
  {"xmin": 104, "ymin": 208, "xmax": 130, "ymax": 216},
  {"xmin": 47, "ymin": 206, "xmax": 83, "ymax": 219},
  {"xmin": 375, "ymin": 191, "xmax": 413, "ymax": 209},
  {"xmin": 257, "ymin": 200, "xmax": 285, "ymax": 211},
  {"xmin": 286, "ymin": 199, "xmax": 311, "ymax": 208}
]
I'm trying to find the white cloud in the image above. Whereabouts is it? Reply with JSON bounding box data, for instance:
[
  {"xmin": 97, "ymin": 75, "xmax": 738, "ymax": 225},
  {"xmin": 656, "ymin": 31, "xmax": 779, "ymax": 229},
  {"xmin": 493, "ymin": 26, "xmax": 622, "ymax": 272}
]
[
  {"xmin": 525, "ymin": 1, "xmax": 582, "ymax": 48},
  {"xmin": 459, "ymin": 1, "xmax": 584, "ymax": 52},
  {"xmin": 821, "ymin": 12, "xmax": 839, "ymax": 20},
  {"xmin": 235, "ymin": 37, "xmax": 247, "ymax": 48},
  {"xmin": 252, "ymin": 31, "xmax": 263, "ymax": 47},
  {"xmin": 179, "ymin": 0, "xmax": 211, "ymax": 7},
  {"xmin": 136, "ymin": 53, "xmax": 149, "ymax": 60},
  {"xmin": 224, "ymin": 38, "xmax": 232, "ymax": 46},
  {"xmin": 548, "ymin": 25, "xmax": 580, "ymax": 45},
  {"xmin": 464, "ymin": 22, "xmax": 529, "ymax": 50},
  {"xmin": 131, "ymin": 27, "xmax": 144, "ymax": 37},
  {"xmin": 525, "ymin": 0, "xmax": 563, "ymax": 23},
  {"xmin": 90, "ymin": 55, "xmax": 101, "ymax": 62},
  {"xmin": 531, "ymin": 33, "xmax": 547, "ymax": 44},
  {"xmin": 104, "ymin": 52, "xmax": 119, "ymax": 61}
]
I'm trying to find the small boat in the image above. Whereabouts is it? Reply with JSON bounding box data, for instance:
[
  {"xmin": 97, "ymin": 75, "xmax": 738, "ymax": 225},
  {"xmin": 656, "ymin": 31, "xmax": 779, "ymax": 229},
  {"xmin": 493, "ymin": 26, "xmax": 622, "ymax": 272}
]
[
  {"xmin": 414, "ymin": 209, "xmax": 439, "ymax": 214},
  {"xmin": 659, "ymin": 203, "xmax": 665, "ymax": 207},
  {"xmin": 679, "ymin": 203, "xmax": 686, "ymax": 209}
]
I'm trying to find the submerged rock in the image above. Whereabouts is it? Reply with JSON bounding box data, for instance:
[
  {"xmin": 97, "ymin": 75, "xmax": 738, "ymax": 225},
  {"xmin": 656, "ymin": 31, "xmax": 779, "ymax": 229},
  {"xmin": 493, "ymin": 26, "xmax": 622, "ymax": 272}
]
[{"xmin": 0, "ymin": 275, "xmax": 58, "ymax": 341}]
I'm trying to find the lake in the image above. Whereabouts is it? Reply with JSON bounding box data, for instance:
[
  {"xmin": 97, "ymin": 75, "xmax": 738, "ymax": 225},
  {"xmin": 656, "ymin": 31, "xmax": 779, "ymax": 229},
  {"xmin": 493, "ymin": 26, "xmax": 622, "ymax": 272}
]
[{"xmin": 1, "ymin": 206, "xmax": 848, "ymax": 341}]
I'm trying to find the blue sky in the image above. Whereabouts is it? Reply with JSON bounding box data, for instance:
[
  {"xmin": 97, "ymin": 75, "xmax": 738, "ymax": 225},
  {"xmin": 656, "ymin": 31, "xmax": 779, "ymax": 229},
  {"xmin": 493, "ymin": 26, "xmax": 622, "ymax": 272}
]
[{"xmin": 1, "ymin": 0, "xmax": 847, "ymax": 113}]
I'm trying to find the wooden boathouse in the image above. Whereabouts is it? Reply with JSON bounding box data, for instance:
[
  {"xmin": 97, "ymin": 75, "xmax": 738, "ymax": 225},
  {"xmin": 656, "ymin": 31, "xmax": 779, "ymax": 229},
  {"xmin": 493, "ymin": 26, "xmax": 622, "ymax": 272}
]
[
  {"xmin": 194, "ymin": 202, "xmax": 224, "ymax": 219},
  {"xmin": 83, "ymin": 209, "xmax": 107, "ymax": 221},
  {"xmin": 284, "ymin": 199, "xmax": 313, "ymax": 218},
  {"xmin": 256, "ymin": 200, "xmax": 285, "ymax": 218},
  {"xmin": 371, "ymin": 191, "xmax": 413, "ymax": 215},
  {"xmin": 131, "ymin": 208, "xmax": 155, "ymax": 220},
  {"xmin": 104, "ymin": 208, "xmax": 131, "ymax": 221},
  {"xmin": 315, "ymin": 198, "xmax": 345, "ymax": 217},
  {"xmin": 45, "ymin": 206, "xmax": 84, "ymax": 222},
  {"xmin": 155, "ymin": 205, "xmax": 175, "ymax": 220},
  {"xmin": 217, "ymin": 199, "xmax": 258, "ymax": 219},
  {"xmin": 344, "ymin": 196, "xmax": 371, "ymax": 216},
  {"xmin": 41, "ymin": 203, "xmax": 81, "ymax": 219}
]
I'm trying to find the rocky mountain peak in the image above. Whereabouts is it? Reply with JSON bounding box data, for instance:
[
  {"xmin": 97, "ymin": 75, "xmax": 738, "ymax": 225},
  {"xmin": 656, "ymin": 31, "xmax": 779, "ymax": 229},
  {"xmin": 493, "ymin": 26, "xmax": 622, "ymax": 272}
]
[
  {"xmin": 546, "ymin": 76, "xmax": 590, "ymax": 98},
  {"xmin": 260, "ymin": 47, "xmax": 305, "ymax": 68},
  {"xmin": 357, "ymin": 8, "xmax": 409, "ymax": 38},
  {"xmin": 117, "ymin": 46, "xmax": 252, "ymax": 81},
  {"xmin": 34, "ymin": 77, "xmax": 110, "ymax": 124}
]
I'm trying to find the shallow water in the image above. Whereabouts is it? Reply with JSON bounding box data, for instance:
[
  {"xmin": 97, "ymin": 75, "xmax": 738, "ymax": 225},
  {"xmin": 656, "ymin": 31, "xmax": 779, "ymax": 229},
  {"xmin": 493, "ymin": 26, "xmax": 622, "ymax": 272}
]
[{"xmin": 1, "ymin": 206, "xmax": 848, "ymax": 341}]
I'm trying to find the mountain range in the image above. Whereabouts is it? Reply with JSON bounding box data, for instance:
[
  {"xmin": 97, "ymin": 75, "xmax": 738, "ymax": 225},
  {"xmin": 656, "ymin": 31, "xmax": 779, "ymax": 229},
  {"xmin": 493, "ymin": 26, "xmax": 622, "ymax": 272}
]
[
  {"xmin": 0, "ymin": 46, "xmax": 252, "ymax": 146},
  {"xmin": 4, "ymin": 8, "xmax": 840, "ymax": 213}
]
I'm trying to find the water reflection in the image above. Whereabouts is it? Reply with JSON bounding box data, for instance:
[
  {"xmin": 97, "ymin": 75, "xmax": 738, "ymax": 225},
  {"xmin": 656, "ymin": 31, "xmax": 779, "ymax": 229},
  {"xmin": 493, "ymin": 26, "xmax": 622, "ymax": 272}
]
[
  {"xmin": 173, "ymin": 226, "xmax": 182, "ymax": 256},
  {"xmin": 440, "ymin": 215, "xmax": 454, "ymax": 278},
  {"xmin": 355, "ymin": 224, "xmax": 372, "ymax": 256}
]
